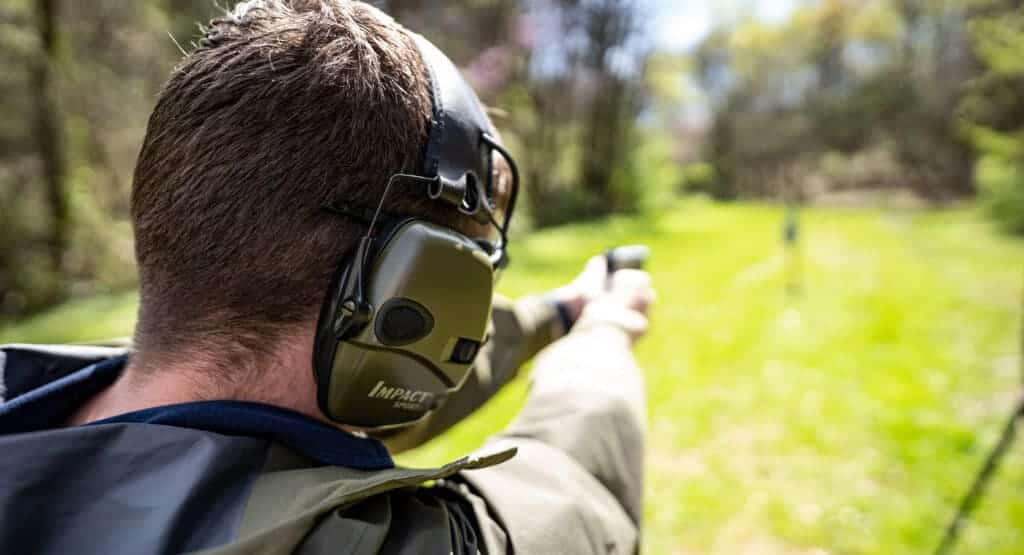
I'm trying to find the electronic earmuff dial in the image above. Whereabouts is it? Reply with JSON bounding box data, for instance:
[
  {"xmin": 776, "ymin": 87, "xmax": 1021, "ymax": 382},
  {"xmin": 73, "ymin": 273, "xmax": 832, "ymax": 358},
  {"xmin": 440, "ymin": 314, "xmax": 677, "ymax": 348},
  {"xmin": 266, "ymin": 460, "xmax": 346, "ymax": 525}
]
[{"xmin": 375, "ymin": 298, "xmax": 434, "ymax": 346}]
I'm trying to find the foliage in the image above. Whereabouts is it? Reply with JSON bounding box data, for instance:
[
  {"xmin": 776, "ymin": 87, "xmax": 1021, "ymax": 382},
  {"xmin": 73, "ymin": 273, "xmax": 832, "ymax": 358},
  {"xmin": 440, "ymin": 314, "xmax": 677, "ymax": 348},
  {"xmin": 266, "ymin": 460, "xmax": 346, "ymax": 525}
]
[
  {"xmin": 6, "ymin": 200, "xmax": 1024, "ymax": 554},
  {"xmin": 0, "ymin": 0, "xmax": 657, "ymax": 321},
  {"xmin": 960, "ymin": 1, "xmax": 1024, "ymax": 234},
  {"xmin": 972, "ymin": 130, "xmax": 1024, "ymax": 233},
  {"xmin": 696, "ymin": 0, "xmax": 976, "ymax": 202},
  {"xmin": 617, "ymin": 130, "xmax": 682, "ymax": 212},
  {"xmin": 0, "ymin": 0, "xmax": 220, "ymax": 319},
  {"xmin": 691, "ymin": 0, "xmax": 1024, "ymax": 235},
  {"xmin": 677, "ymin": 161, "xmax": 716, "ymax": 194},
  {"xmin": 384, "ymin": 0, "xmax": 654, "ymax": 227}
]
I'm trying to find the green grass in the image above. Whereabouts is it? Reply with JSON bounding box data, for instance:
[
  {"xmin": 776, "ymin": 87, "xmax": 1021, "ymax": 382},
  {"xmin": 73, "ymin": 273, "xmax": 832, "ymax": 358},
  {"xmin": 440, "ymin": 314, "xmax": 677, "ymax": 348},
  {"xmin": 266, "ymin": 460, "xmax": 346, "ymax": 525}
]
[{"xmin": 3, "ymin": 198, "xmax": 1023, "ymax": 554}]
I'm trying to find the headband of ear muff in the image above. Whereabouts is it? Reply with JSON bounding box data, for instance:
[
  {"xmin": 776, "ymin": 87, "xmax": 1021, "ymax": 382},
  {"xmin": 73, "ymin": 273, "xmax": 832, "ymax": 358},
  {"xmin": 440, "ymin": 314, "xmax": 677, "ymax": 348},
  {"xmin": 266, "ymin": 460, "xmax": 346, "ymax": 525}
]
[
  {"xmin": 414, "ymin": 34, "xmax": 494, "ymax": 219},
  {"xmin": 312, "ymin": 34, "xmax": 503, "ymax": 429}
]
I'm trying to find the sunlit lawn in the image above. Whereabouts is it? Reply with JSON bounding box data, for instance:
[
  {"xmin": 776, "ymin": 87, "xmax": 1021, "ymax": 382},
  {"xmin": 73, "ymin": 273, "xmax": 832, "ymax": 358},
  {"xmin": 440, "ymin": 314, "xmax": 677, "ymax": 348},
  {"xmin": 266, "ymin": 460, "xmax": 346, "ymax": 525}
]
[{"xmin": 3, "ymin": 198, "xmax": 1023, "ymax": 554}]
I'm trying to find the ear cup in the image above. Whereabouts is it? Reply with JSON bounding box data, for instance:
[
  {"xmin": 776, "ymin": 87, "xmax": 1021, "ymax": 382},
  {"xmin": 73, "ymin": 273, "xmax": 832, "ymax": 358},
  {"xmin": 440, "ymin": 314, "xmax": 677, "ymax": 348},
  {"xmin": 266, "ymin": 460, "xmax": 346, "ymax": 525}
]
[{"xmin": 314, "ymin": 219, "xmax": 494, "ymax": 429}]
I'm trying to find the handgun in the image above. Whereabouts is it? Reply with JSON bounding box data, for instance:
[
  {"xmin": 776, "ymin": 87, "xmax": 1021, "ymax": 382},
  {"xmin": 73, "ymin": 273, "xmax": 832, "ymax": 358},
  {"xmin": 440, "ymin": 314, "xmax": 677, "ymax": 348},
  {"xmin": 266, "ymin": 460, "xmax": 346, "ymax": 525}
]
[{"xmin": 605, "ymin": 245, "xmax": 649, "ymax": 273}]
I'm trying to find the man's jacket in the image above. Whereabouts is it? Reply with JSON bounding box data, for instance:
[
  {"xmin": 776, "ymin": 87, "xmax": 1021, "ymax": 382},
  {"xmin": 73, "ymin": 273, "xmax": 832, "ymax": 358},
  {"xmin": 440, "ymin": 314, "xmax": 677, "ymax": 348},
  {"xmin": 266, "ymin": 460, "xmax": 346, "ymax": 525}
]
[{"xmin": 0, "ymin": 297, "xmax": 645, "ymax": 554}]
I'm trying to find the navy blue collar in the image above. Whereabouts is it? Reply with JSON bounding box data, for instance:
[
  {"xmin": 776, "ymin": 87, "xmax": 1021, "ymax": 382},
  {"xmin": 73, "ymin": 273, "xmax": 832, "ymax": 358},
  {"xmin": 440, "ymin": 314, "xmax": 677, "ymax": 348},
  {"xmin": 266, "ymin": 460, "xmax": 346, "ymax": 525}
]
[{"xmin": 0, "ymin": 355, "xmax": 393, "ymax": 470}]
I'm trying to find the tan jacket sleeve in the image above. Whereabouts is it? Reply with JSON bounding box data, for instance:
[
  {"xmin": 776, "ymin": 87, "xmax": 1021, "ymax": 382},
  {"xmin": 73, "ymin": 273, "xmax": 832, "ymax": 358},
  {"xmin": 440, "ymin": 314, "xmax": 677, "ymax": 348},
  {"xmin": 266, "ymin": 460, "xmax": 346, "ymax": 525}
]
[
  {"xmin": 457, "ymin": 323, "xmax": 647, "ymax": 553},
  {"xmin": 382, "ymin": 295, "xmax": 561, "ymax": 454}
]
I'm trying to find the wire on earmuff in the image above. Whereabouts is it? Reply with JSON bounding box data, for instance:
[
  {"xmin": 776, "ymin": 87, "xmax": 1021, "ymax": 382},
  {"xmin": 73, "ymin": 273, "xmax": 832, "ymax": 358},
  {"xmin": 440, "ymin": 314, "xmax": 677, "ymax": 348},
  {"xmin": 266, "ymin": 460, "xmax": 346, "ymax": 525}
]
[
  {"xmin": 480, "ymin": 133, "xmax": 519, "ymax": 270},
  {"xmin": 355, "ymin": 173, "xmax": 437, "ymax": 301},
  {"xmin": 480, "ymin": 133, "xmax": 519, "ymax": 231}
]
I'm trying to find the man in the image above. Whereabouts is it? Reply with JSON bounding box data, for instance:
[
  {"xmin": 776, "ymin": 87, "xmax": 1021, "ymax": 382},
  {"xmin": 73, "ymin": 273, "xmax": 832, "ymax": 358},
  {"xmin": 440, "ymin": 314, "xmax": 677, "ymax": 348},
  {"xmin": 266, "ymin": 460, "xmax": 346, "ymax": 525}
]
[{"xmin": 0, "ymin": 1, "xmax": 653, "ymax": 553}]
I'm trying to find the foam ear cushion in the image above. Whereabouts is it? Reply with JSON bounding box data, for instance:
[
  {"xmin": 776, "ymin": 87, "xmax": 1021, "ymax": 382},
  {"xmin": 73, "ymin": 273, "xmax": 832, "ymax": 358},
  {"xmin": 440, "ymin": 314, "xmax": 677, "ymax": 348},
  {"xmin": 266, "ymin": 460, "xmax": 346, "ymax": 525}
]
[{"xmin": 375, "ymin": 298, "xmax": 434, "ymax": 346}]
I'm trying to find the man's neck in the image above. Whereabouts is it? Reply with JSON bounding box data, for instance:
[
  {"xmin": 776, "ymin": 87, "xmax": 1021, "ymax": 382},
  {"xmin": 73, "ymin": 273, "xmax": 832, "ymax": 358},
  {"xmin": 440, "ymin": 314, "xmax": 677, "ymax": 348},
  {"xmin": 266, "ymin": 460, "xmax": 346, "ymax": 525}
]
[
  {"xmin": 66, "ymin": 363, "xmax": 216, "ymax": 425},
  {"xmin": 66, "ymin": 332, "xmax": 324, "ymax": 427}
]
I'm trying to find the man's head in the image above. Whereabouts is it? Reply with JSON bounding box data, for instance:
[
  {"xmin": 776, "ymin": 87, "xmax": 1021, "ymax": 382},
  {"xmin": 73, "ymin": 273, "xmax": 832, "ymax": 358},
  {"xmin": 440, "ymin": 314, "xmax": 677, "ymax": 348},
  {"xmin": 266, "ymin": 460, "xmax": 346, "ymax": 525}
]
[{"xmin": 130, "ymin": 0, "xmax": 498, "ymax": 378}]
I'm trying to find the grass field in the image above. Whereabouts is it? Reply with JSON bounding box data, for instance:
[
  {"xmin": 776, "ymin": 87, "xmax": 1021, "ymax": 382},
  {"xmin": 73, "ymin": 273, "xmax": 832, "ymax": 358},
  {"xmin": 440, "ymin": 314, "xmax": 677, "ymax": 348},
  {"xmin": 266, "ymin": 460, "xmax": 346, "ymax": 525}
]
[{"xmin": 3, "ymin": 199, "xmax": 1023, "ymax": 554}]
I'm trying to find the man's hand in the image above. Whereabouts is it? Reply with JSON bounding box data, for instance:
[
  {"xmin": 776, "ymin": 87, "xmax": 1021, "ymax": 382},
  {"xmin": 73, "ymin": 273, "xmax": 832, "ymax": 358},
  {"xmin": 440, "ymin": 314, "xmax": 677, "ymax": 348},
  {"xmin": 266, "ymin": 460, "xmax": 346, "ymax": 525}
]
[
  {"xmin": 548, "ymin": 255, "xmax": 655, "ymax": 342},
  {"xmin": 574, "ymin": 269, "xmax": 654, "ymax": 342},
  {"xmin": 547, "ymin": 256, "xmax": 608, "ymax": 324}
]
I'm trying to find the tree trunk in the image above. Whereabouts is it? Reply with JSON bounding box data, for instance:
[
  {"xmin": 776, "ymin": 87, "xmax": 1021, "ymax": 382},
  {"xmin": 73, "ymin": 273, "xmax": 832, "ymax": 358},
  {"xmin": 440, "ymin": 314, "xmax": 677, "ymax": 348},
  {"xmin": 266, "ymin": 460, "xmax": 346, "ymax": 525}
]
[
  {"xmin": 30, "ymin": 0, "xmax": 69, "ymax": 278},
  {"xmin": 577, "ymin": 0, "xmax": 641, "ymax": 215},
  {"xmin": 580, "ymin": 76, "xmax": 628, "ymax": 209}
]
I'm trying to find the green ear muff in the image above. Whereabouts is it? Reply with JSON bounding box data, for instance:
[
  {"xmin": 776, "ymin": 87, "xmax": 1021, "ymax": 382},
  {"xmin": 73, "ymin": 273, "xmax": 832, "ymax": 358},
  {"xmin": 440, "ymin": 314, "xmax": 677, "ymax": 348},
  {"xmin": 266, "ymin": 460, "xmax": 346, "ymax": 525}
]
[
  {"xmin": 312, "ymin": 33, "xmax": 519, "ymax": 429},
  {"xmin": 313, "ymin": 220, "xmax": 494, "ymax": 428}
]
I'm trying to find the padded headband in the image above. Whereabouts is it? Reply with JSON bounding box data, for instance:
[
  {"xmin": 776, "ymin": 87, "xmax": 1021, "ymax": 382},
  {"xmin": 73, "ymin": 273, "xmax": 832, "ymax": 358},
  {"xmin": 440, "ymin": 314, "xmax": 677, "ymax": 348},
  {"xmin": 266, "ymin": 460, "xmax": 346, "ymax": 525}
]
[{"xmin": 413, "ymin": 35, "xmax": 494, "ymax": 215}]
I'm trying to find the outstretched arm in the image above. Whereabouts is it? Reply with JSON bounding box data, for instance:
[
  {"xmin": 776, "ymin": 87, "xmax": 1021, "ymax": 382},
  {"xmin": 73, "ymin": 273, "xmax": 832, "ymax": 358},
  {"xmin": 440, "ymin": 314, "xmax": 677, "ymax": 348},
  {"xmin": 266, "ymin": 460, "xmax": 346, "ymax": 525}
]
[
  {"xmin": 381, "ymin": 257, "xmax": 610, "ymax": 454},
  {"xmin": 381, "ymin": 294, "xmax": 562, "ymax": 453},
  {"xmin": 457, "ymin": 269, "xmax": 654, "ymax": 553}
]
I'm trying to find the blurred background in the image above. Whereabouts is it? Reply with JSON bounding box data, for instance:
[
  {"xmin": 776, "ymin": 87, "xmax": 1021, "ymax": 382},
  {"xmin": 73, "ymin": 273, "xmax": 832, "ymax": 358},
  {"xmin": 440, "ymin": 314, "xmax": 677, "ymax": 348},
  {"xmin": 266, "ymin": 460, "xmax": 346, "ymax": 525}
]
[{"xmin": 1, "ymin": 0, "xmax": 1023, "ymax": 553}]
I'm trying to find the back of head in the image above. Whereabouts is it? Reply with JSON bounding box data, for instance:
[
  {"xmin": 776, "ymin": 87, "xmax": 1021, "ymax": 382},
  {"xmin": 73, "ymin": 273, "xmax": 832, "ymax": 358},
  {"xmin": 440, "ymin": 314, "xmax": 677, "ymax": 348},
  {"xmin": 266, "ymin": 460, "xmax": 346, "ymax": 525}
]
[{"xmin": 130, "ymin": 0, "xmax": 471, "ymax": 373}]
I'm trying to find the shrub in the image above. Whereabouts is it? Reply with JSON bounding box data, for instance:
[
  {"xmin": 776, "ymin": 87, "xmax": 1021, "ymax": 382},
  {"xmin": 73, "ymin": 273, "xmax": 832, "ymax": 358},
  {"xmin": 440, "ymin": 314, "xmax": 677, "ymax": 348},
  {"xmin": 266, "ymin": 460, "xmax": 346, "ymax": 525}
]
[{"xmin": 975, "ymin": 153, "xmax": 1024, "ymax": 234}]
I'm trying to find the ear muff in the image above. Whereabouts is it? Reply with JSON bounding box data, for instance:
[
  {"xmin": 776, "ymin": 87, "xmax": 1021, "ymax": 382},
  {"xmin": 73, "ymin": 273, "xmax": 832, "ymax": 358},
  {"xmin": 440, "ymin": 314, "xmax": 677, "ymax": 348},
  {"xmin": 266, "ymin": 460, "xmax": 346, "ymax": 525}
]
[
  {"xmin": 313, "ymin": 220, "xmax": 494, "ymax": 428},
  {"xmin": 312, "ymin": 33, "xmax": 516, "ymax": 429}
]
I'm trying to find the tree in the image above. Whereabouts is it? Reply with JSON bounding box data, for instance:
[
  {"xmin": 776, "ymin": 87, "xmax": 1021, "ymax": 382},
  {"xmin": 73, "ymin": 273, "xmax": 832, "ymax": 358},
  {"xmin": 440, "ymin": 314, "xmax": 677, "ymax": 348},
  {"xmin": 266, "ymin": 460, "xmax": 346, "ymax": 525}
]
[
  {"xmin": 30, "ymin": 0, "xmax": 69, "ymax": 283},
  {"xmin": 696, "ymin": 0, "xmax": 978, "ymax": 201},
  {"xmin": 960, "ymin": 0, "xmax": 1024, "ymax": 233},
  {"xmin": 0, "ymin": 0, "xmax": 214, "ymax": 319},
  {"xmin": 383, "ymin": 0, "xmax": 650, "ymax": 226}
]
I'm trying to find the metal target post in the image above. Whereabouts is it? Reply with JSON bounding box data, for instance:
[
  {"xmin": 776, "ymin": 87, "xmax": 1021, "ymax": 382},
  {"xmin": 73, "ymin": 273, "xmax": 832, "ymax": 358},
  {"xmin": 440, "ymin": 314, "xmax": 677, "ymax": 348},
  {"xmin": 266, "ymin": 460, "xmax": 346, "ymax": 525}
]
[
  {"xmin": 781, "ymin": 167, "xmax": 802, "ymax": 298},
  {"xmin": 934, "ymin": 271, "xmax": 1024, "ymax": 555},
  {"xmin": 783, "ymin": 203, "xmax": 801, "ymax": 297}
]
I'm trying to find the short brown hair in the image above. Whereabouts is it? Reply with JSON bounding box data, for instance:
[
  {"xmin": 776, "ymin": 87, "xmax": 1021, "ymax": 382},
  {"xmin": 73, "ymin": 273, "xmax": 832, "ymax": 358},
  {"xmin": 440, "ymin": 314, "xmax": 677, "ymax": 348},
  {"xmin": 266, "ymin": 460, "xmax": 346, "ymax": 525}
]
[{"xmin": 130, "ymin": 0, "xmax": 473, "ymax": 369}]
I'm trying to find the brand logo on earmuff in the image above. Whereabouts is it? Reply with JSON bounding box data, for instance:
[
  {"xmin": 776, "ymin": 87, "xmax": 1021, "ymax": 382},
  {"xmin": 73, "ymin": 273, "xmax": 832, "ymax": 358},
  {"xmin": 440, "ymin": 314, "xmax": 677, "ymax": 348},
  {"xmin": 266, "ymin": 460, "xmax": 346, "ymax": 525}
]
[{"xmin": 368, "ymin": 380, "xmax": 435, "ymax": 411}]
